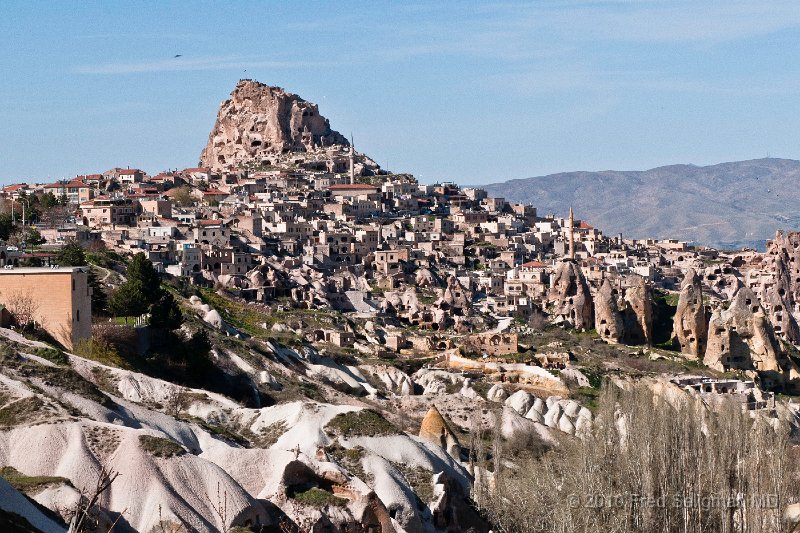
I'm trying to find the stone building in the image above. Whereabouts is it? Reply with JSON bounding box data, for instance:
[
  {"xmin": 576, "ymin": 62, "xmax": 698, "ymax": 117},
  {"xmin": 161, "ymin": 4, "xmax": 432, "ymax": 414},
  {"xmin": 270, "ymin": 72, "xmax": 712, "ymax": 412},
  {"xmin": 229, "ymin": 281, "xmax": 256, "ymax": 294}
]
[{"xmin": 463, "ymin": 332, "xmax": 518, "ymax": 356}]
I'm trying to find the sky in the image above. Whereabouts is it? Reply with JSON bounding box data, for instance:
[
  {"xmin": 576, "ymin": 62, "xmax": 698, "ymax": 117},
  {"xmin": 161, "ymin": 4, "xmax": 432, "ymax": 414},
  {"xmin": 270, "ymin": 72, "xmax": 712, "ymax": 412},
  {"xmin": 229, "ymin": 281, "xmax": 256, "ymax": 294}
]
[{"xmin": 2, "ymin": 0, "xmax": 800, "ymax": 186}]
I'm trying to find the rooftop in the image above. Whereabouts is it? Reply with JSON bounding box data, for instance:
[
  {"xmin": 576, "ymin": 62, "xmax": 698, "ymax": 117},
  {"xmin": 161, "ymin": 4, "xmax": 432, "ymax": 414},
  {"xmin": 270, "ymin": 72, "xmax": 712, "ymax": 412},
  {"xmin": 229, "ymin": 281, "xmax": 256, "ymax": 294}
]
[
  {"xmin": 328, "ymin": 183, "xmax": 378, "ymax": 190},
  {"xmin": 0, "ymin": 266, "xmax": 87, "ymax": 274}
]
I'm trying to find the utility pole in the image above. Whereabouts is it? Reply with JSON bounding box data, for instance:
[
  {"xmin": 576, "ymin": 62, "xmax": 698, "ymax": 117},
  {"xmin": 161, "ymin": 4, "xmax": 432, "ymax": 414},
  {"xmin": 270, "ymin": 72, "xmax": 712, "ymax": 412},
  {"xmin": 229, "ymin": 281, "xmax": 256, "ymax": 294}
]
[{"xmin": 569, "ymin": 207, "xmax": 575, "ymax": 260}]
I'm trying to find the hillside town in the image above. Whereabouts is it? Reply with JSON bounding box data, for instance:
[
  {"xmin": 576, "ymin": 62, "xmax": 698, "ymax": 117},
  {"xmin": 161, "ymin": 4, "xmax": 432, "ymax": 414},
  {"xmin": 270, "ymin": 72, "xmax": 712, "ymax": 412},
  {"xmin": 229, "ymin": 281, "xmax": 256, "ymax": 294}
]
[
  {"xmin": 0, "ymin": 80, "xmax": 798, "ymax": 532},
  {"xmin": 1, "ymin": 82, "xmax": 799, "ymax": 394}
]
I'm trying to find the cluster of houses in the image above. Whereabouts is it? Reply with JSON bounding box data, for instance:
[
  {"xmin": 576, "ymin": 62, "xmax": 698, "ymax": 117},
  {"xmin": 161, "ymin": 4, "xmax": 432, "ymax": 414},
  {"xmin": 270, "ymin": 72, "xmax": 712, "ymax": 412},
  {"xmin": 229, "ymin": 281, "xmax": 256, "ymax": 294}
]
[
  {"xmin": 1, "ymin": 165, "xmax": 706, "ymax": 309},
  {"xmin": 2, "ymin": 161, "xmax": 800, "ymax": 394}
]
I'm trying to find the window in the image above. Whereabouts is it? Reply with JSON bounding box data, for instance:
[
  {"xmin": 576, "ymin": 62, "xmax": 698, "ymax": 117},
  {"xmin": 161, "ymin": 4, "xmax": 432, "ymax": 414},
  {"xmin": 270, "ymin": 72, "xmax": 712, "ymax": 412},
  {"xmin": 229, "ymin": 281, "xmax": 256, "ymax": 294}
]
[{"xmin": 76, "ymin": 310, "xmax": 80, "ymax": 322}]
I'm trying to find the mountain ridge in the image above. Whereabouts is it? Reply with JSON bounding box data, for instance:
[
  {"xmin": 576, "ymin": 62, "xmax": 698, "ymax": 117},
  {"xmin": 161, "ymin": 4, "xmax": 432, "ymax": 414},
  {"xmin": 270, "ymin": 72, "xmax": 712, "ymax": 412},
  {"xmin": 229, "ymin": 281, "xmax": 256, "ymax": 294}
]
[{"xmin": 484, "ymin": 157, "xmax": 800, "ymax": 249}]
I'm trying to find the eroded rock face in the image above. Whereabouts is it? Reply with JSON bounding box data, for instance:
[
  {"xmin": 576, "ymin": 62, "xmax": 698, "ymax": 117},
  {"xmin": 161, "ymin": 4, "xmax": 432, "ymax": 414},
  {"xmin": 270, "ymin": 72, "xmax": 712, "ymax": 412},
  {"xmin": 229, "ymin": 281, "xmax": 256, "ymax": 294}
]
[
  {"xmin": 623, "ymin": 277, "xmax": 653, "ymax": 345},
  {"xmin": 549, "ymin": 260, "xmax": 593, "ymax": 330},
  {"xmin": 763, "ymin": 232, "xmax": 800, "ymax": 343},
  {"xmin": 594, "ymin": 279, "xmax": 624, "ymax": 343},
  {"xmin": 438, "ymin": 276, "xmax": 471, "ymax": 313},
  {"xmin": 704, "ymin": 285, "xmax": 800, "ymax": 391},
  {"xmin": 200, "ymin": 79, "xmax": 349, "ymax": 170},
  {"xmin": 674, "ymin": 269, "xmax": 708, "ymax": 357},
  {"xmin": 419, "ymin": 405, "xmax": 460, "ymax": 458}
]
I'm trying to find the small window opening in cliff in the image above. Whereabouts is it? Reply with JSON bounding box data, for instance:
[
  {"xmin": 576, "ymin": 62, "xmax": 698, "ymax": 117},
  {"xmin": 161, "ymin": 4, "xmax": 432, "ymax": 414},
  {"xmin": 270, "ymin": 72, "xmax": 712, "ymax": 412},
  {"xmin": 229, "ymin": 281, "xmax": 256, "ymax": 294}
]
[{"xmin": 251, "ymin": 140, "xmax": 262, "ymax": 147}]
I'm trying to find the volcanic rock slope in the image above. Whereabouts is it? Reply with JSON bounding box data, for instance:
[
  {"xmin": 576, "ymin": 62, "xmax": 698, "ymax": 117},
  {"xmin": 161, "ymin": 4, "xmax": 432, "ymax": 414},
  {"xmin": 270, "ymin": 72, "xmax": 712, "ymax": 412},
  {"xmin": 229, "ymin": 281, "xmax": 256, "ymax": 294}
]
[
  {"xmin": 200, "ymin": 79, "xmax": 350, "ymax": 171},
  {"xmin": 484, "ymin": 158, "xmax": 800, "ymax": 249}
]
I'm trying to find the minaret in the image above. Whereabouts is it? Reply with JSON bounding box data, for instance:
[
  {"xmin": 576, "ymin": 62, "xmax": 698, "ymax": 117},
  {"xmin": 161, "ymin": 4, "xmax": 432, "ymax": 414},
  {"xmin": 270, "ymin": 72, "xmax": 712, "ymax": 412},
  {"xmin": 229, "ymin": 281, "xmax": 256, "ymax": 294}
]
[
  {"xmin": 349, "ymin": 134, "xmax": 355, "ymax": 185},
  {"xmin": 568, "ymin": 207, "xmax": 575, "ymax": 260}
]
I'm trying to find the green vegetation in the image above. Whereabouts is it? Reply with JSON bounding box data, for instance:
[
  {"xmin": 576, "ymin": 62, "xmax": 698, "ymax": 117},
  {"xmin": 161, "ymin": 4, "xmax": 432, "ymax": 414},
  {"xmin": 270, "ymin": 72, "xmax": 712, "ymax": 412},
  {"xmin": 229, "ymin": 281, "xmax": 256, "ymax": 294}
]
[
  {"xmin": 109, "ymin": 253, "xmax": 182, "ymax": 329},
  {"xmin": 572, "ymin": 386, "xmax": 600, "ymax": 413},
  {"xmin": 291, "ymin": 487, "xmax": 347, "ymax": 508},
  {"xmin": 248, "ymin": 421, "xmax": 287, "ymax": 448},
  {"xmin": 178, "ymin": 415, "xmax": 249, "ymax": 446},
  {"xmin": 325, "ymin": 409, "xmax": 398, "ymax": 438},
  {"xmin": 29, "ymin": 364, "xmax": 114, "ymax": 407},
  {"xmin": 398, "ymin": 465, "xmax": 434, "ymax": 507},
  {"xmin": 326, "ymin": 442, "xmax": 367, "ymax": 480},
  {"xmin": 32, "ymin": 347, "xmax": 68, "ymax": 365},
  {"xmin": 56, "ymin": 240, "xmax": 109, "ymax": 315},
  {"xmin": 138, "ymin": 435, "xmax": 186, "ymax": 458},
  {"xmin": 0, "ymin": 397, "xmax": 45, "ymax": 427},
  {"xmin": 652, "ymin": 288, "xmax": 679, "ymax": 350},
  {"xmin": 0, "ymin": 466, "xmax": 70, "ymax": 493},
  {"xmin": 73, "ymin": 333, "xmax": 133, "ymax": 369},
  {"xmin": 197, "ymin": 288, "xmax": 268, "ymax": 338}
]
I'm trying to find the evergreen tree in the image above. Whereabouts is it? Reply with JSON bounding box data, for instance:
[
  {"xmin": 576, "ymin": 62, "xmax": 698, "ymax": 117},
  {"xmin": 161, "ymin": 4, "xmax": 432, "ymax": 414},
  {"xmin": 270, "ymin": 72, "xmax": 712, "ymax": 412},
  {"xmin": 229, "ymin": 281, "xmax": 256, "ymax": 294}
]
[
  {"xmin": 56, "ymin": 240, "xmax": 108, "ymax": 315},
  {"xmin": 149, "ymin": 292, "xmax": 183, "ymax": 330},
  {"xmin": 88, "ymin": 270, "xmax": 109, "ymax": 316},
  {"xmin": 56, "ymin": 240, "xmax": 86, "ymax": 266},
  {"xmin": 39, "ymin": 191, "xmax": 58, "ymax": 209},
  {"xmin": 109, "ymin": 253, "xmax": 183, "ymax": 329},
  {"xmin": 109, "ymin": 282, "xmax": 149, "ymax": 317},
  {"xmin": 126, "ymin": 253, "xmax": 162, "ymax": 304}
]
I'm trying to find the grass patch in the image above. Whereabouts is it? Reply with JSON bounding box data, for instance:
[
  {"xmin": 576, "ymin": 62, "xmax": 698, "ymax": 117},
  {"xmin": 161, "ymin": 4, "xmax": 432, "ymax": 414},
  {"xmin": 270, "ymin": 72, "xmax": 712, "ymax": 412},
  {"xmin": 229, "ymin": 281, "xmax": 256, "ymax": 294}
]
[
  {"xmin": 0, "ymin": 397, "xmax": 46, "ymax": 427},
  {"xmin": 253, "ymin": 421, "xmax": 287, "ymax": 448},
  {"xmin": 397, "ymin": 465, "xmax": 434, "ymax": 507},
  {"xmin": 326, "ymin": 442, "xmax": 367, "ymax": 481},
  {"xmin": 292, "ymin": 487, "xmax": 347, "ymax": 508},
  {"xmin": 73, "ymin": 337, "xmax": 132, "ymax": 369},
  {"xmin": 325, "ymin": 409, "xmax": 398, "ymax": 438},
  {"xmin": 32, "ymin": 347, "xmax": 68, "ymax": 365},
  {"xmin": 179, "ymin": 415, "xmax": 249, "ymax": 447},
  {"xmin": 21, "ymin": 364, "xmax": 114, "ymax": 408},
  {"xmin": 197, "ymin": 289, "xmax": 268, "ymax": 338},
  {"xmin": 90, "ymin": 367, "xmax": 119, "ymax": 394},
  {"xmin": 572, "ymin": 386, "xmax": 600, "ymax": 413},
  {"xmin": 0, "ymin": 466, "xmax": 70, "ymax": 493},
  {"xmin": 138, "ymin": 435, "xmax": 186, "ymax": 458}
]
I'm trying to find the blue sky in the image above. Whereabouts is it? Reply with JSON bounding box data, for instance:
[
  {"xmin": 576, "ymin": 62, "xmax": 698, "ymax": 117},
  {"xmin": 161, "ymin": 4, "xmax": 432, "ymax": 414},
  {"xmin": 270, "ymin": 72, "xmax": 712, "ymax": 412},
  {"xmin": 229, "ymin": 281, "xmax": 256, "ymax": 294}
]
[{"xmin": 2, "ymin": 0, "xmax": 800, "ymax": 185}]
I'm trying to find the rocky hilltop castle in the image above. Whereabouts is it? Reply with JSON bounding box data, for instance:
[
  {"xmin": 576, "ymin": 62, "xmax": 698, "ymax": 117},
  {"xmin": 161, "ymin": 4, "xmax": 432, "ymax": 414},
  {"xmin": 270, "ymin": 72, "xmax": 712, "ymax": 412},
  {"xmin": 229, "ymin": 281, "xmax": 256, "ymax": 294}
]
[{"xmin": 200, "ymin": 79, "xmax": 379, "ymax": 176}]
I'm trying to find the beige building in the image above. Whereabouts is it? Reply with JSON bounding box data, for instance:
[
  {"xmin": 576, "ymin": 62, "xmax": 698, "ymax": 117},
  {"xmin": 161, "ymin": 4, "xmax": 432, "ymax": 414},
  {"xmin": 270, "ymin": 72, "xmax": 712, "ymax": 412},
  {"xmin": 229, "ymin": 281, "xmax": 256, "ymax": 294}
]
[
  {"xmin": 0, "ymin": 267, "xmax": 92, "ymax": 349},
  {"xmin": 80, "ymin": 197, "xmax": 139, "ymax": 227}
]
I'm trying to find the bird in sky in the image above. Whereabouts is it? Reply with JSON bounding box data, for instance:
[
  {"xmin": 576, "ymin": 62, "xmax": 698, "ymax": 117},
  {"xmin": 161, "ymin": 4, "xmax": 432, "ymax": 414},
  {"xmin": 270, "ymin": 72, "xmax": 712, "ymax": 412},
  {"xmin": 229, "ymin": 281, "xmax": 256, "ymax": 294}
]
[{"xmin": 174, "ymin": 54, "xmax": 182, "ymax": 58}]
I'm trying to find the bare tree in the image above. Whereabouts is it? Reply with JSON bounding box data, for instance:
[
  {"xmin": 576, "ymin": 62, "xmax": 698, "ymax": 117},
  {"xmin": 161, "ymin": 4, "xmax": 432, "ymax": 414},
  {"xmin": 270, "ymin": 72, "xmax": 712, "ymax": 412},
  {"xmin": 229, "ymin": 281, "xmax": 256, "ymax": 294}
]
[
  {"xmin": 68, "ymin": 465, "xmax": 120, "ymax": 533},
  {"xmin": 165, "ymin": 386, "xmax": 191, "ymax": 417},
  {"xmin": 3, "ymin": 289, "xmax": 40, "ymax": 329},
  {"xmin": 477, "ymin": 381, "xmax": 800, "ymax": 533}
]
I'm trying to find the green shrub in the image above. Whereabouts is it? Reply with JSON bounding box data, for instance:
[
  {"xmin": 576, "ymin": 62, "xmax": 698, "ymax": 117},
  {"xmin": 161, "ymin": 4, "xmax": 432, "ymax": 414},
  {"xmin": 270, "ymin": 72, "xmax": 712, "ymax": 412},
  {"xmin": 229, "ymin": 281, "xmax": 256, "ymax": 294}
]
[
  {"xmin": 138, "ymin": 435, "xmax": 186, "ymax": 458},
  {"xmin": 292, "ymin": 487, "xmax": 347, "ymax": 508},
  {"xmin": 326, "ymin": 442, "xmax": 367, "ymax": 480},
  {"xmin": 32, "ymin": 347, "xmax": 68, "ymax": 365},
  {"xmin": 325, "ymin": 409, "xmax": 398, "ymax": 438}
]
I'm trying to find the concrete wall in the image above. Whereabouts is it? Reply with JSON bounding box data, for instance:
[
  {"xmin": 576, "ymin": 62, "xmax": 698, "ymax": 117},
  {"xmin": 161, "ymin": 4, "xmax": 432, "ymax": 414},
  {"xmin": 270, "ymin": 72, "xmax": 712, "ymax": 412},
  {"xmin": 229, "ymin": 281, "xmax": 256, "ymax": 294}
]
[{"xmin": 0, "ymin": 267, "xmax": 91, "ymax": 349}]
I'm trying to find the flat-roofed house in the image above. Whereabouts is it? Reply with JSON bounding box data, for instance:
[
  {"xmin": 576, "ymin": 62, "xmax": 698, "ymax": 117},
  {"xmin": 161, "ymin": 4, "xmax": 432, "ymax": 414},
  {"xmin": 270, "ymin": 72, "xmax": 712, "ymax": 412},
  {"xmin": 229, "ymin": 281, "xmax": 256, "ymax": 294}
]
[{"xmin": 0, "ymin": 267, "xmax": 91, "ymax": 349}]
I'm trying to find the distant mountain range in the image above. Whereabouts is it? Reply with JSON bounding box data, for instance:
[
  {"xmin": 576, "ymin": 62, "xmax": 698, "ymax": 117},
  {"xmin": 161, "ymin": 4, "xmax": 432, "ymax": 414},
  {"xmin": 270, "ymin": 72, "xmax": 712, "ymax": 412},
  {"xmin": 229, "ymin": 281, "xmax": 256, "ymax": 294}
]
[{"xmin": 483, "ymin": 158, "xmax": 800, "ymax": 250}]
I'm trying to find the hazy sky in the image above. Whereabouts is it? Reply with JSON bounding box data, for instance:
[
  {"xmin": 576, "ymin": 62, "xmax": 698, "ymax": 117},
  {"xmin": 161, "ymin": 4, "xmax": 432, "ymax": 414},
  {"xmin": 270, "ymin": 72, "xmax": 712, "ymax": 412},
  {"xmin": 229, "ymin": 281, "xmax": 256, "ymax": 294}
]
[{"xmin": 2, "ymin": 0, "xmax": 800, "ymax": 185}]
